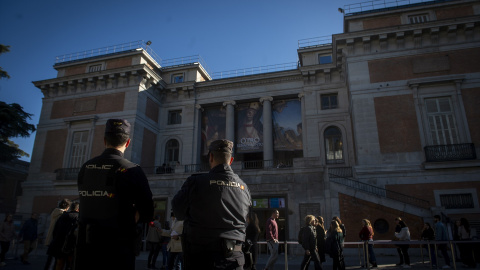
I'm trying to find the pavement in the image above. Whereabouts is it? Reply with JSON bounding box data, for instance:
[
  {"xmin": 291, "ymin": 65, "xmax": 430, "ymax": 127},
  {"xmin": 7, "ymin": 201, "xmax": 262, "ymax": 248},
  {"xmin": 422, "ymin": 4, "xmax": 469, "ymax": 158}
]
[{"xmin": 1, "ymin": 244, "xmax": 478, "ymax": 270}]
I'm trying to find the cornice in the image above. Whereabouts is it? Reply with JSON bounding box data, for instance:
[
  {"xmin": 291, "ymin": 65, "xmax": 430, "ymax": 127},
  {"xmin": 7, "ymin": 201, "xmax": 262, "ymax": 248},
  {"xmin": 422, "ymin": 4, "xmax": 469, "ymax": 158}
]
[{"xmin": 33, "ymin": 64, "xmax": 164, "ymax": 99}]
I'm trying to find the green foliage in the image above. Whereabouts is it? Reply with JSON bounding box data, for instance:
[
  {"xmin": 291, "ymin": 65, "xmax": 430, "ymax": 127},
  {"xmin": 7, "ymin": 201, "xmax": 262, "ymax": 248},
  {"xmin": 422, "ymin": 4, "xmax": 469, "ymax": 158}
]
[
  {"xmin": 0, "ymin": 44, "xmax": 11, "ymax": 79},
  {"xmin": 0, "ymin": 102, "xmax": 36, "ymax": 162},
  {"xmin": 0, "ymin": 45, "xmax": 36, "ymax": 162}
]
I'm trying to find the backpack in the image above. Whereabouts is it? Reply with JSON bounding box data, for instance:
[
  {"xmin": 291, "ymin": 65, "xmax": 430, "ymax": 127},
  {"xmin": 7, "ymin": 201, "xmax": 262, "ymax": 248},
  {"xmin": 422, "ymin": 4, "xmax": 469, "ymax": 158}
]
[{"xmin": 298, "ymin": 226, "xmax": 306, "ymax": 245}]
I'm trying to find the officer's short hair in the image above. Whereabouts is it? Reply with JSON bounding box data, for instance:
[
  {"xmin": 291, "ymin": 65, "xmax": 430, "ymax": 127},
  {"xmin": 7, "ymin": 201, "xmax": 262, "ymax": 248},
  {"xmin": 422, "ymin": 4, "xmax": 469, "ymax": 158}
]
[
  {"xmin": 208, "ymin": 139, "xmax": 233, "ymax": 164},
  {"xmin": 104, "ymin": 119, "xmax": 130, "ymax": 147}
]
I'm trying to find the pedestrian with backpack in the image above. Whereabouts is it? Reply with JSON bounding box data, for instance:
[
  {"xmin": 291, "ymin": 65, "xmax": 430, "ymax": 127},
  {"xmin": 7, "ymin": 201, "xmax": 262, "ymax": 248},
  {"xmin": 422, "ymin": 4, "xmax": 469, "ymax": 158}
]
[{"xmin": 300, "ymin": 215, "xmax": 323, "ymax": 270}]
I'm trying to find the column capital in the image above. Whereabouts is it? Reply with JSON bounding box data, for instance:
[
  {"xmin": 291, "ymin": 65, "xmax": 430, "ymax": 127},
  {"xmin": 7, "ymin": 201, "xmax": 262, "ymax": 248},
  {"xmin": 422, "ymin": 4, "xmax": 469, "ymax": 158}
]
[
  {"xmin": 223, "ymin": 100, "xmax": 236, "ymax": 107},
  {"xmin": 298, "ymin": 92, "xmax": 305, "ymax": 99},
  {"xmin": 259, "ymin": 96, "xmax": 273, "ymax": 104},
  {"xmin": 195, "ymin": 104, "xmax": 203, "ymax": 111}
]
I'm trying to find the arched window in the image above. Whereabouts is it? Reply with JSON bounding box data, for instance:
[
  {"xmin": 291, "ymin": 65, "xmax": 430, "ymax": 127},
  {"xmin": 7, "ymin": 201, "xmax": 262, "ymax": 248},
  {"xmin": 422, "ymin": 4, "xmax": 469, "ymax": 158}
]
[
  {"xmin": 165, "ymin": 139, "xmax": 179, "ymax": 165},
  {"xmin": 324, "ymin": 126, "xmax": 344, "ymax": 164}
]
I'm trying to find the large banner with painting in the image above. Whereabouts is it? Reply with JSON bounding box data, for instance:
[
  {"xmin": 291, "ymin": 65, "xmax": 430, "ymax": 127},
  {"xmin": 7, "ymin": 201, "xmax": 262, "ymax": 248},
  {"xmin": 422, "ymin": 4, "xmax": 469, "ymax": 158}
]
[
  {"xmin": 236, "ymin": 102, "xmax": 263, "ymax": 153},
  {"xmin": 273, "ymin": 99, "xmax": 302, "ymax": 151},
  {"xmin": 201, "ymin": 106, "xmax": 226, "ymax": 156}
]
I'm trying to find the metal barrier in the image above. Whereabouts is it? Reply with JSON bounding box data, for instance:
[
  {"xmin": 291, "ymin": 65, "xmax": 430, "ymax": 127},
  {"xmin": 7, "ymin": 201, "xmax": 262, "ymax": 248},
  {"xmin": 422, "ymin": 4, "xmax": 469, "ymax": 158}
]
[{"xmin": 255, "ymin": 239, "xmax": 480, "ymax": 270}]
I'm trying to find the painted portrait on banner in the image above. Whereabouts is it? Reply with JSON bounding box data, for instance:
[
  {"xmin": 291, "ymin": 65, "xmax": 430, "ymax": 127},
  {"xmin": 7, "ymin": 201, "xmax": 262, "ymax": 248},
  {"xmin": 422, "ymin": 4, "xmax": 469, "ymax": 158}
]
[
  {"xmin": 201, "ymin": 106, "xmax": 226, "ymax": 156},
  {"xmin": 236, "ymin": 102, "xmax": 263, "ymax": 153},
  {"xmin": 273, "ymin": 99, "xmax": 302, "ymax": 150}
]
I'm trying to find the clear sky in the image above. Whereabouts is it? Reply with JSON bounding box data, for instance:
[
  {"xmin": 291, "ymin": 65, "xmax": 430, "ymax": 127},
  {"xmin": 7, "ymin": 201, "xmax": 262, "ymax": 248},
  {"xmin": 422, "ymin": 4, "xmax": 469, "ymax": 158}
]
[{"xmin": 0, "ymin": 0, "xmax": 364, "ymax": 162}]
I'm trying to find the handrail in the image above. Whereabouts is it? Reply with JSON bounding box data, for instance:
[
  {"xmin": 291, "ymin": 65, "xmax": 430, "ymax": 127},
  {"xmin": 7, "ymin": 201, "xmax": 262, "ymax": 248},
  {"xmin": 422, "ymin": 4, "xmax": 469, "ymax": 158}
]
[
  {"xmin": 54, "ymin": 40, "xmax": 161, "ymax": 65},
  {"xmin": 298, "ymin": 36, "xmax": 332, "ymax": 48},
  {"xmin": 161, "ymin": 55, "xmax": 212, "ymax": 76},
  {"xmin": 211, "ymin": 62, "xmax": 298, "ymax": 80},
  {"xmin": 329, "ymin": 172, "xmax": 430, "ymax": 208},
  {"xmin": 343, "ymin": 0, "xmax": 455, "ymax": 16}
]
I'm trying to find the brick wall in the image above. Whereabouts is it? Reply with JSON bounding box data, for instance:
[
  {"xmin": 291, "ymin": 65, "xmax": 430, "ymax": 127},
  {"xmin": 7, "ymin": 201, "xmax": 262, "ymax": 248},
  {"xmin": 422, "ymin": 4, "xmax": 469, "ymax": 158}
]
[
  {"xmin": 386, "ymin": 181, "xmax": 480, "ymax": 210},
  {"xmin": 41, "ymin": 129, "xmax": 68, "ymax": 172},
  {"xmin": 50, "ymin": 92, "xmax": 125, "ymax": 119},
  {"xmin": 106, "ymin": 56, "xmax": 133, "ymax": 70},
  {"xmin": 462, "ymin": 87, "xmax": 480, "ymax": 146},
  {"xmin": 140, "ymin": 128, "xmax": 156, "ymax": 170},
  {"xmin": 374, "ymin": 94, "xmax": 422, "ymax": 153},
  {"xmin": 64, "ymin": 64, "xmax": 88, "ymax": 77},
  {"xmin": 145, "ymin": 97, "xmax": 159, "ymax": 123},
  {"xmin": 369, "ymin": 48, "xmax": 480, "ymax": 83},
  {"xmin": 436, "ymin": 4, "xmax": 474, "ymax": 20},
  {"xmin": 338, "ymin": 193, "xmax": 424, "ymax": 242},
  {"xmin": 363, "ymin": 15, "xmax": 401, "ymax": 30}
]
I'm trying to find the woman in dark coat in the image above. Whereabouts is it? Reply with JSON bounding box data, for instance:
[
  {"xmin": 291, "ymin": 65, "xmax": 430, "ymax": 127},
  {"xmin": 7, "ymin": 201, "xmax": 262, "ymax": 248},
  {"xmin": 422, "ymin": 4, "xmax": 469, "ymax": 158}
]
[
  {"xmin": 327, "ymin": 220, "xmax": 345, "ymax": 270},
  {"xmin": 245, "ymin": 212, "xmax": 260, "ymax": 270},
  {"xmin": 300, "ymin": 215, "xmax": 322, "ymax": 270},
  {"xmin": 316, "ymin": 216, "xmax": 326, "ymax": 263},
  {"xmin": 47, "ymin": 202, "xmax": 79, "ymax": 270}
]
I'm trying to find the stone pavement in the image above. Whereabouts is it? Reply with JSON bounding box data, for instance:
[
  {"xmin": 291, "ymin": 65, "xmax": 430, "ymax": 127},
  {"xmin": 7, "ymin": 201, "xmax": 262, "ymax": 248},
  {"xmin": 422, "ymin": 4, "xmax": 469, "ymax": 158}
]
[{"xmin": 0, "ymin": 244, "xmax": 477, "ymax": 270}]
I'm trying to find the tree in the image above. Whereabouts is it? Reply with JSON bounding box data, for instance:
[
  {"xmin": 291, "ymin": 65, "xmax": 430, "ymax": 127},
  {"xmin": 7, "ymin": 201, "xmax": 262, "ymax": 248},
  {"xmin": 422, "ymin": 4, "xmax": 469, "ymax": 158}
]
[
  {"xmin": 0, "ymin": 45, "xmax": 11, "ymax": 79},
  {"xmin": 0, "ymin": 45, "xmax": 36, "ymax": 161}
]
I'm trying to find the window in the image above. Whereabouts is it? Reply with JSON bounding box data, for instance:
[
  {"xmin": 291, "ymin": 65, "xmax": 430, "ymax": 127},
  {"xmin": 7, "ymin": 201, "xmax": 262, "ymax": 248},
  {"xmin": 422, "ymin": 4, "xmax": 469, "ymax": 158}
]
[
  {"xmin": 168, "ymin": 110, "xmax": 182, "ymax": 125},
  {"xmin": 69, "ymin": 131, "xmax": 89, "ymax": 168},
  {"xmin": 172, "ymin": 74, "xmax": 184, "ymax": 83},
  {"xmin": 165, "ymin": 139, "xmax": 179, "ymax": 164},
  {"xmin": 425, "ymin": 97, "xmax": 459, "ymax": 145},
  {"xmin": 88, "ymin": 64, "xmax": 102, "ymax": 73},
  {"xmin": 408, "ymin": 14, "xmax": 429, "ymax": 24},
  {"xmin": 440, "ymin": 193, "xmax": 474, "ymax": 209},
  {"xmin": 321, "ymin": 94, "xmax": 338, "ymax": 110},
  {"xmin": 319, "ymin": 55, "xmax": 333, "ymax": 64},
  {"xmin": 324, "ymin": 126, "xmax": 344, "ymax": 164}
]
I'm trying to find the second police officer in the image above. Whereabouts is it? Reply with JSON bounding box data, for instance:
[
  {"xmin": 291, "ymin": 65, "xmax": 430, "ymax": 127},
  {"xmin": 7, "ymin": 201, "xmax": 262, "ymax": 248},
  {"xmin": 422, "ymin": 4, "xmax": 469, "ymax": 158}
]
[{"xmin": 172, "ymin": 139, "xmax": 251, "ymax": 269}]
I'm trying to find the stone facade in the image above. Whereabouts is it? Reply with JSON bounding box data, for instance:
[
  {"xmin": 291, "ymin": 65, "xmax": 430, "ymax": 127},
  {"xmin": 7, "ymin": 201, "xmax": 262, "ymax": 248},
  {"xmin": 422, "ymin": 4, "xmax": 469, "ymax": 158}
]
[{"xmin": 22, "ymin": 0, "xmax": 480, "ymax": 246}]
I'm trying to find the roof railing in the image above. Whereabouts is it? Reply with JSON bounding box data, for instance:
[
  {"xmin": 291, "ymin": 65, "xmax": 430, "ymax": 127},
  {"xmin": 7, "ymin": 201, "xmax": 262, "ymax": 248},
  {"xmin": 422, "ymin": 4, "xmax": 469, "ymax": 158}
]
[
  {"xmin": 298, "ymin": 36, "xmax": 332, "ymax": 49},
  {"xmin": 54, "ymin": 40, "xmax": 161, "ymax": 66},
  {"xmin": 343, "ymin": 0, "xmax": 454, "ymax": 15},
  {"xmin": 161, "ymin": 55, "xmax": 212, "ymax": 76},
  {"xmin": 211, "ymin": 62, "xmax": 298, "ymax": 80}
]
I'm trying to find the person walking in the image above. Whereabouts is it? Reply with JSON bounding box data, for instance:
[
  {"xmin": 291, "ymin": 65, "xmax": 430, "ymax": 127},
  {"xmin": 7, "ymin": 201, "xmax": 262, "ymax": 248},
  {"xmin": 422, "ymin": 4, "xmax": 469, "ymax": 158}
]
[
  {"xmin": 332, "ymin": 217, "xmax": 346, "ymax": 247},
  {"xmin": 44, "ymin": 198, "xmax": 71, "ymax": 270},
  {"xmin": 161, "ymin": 213, "xmax": 183, "ymax": 270},
  {"xmin": 300, "ymin": 215, "xmax": 323, "ymax": 270},
  {"xmin": 246, "ymin": 212, "xmax": 260, "ymax": 270},
  {"xmin": 172, "ymin": 139, "xmax": 251, "ymax": 270},
  {"xmin": 434, "ymin": 215, "xmax": 451, "ymax": 269},
  {"xmin": 18, "ymin": 213, "xmax": 38, "ymax": 265},
  {"xmin": 47, "ymin": 202, "xmax": 79, "ymax": 270},
  {"xmin": 457, "ymin": 217, "xmax": 476, "ymax": 268},
  {"xmin": 421, "ymin": 222, "xmax": 436, "ymax": 268},
  {"xmin": 146, "ymin": 215, "xmax": 162, "ymax": 270},
  {"xmin": 75, "ymin": 119, "xmax": 154, "ymax": 270},
  {"xmin": 316, "ymin": 216, "xmax": 326, "ymax": 264},
  {"xmin": 327, "ymin": 220, "xmax": 345, "ymax": 270},
  {"xmin": 264, "ymin": 209, "xmax": 280, "ymax": 270},
  {"xmin": 0, "ymin": 214, "xmax": 17, "ymax": 267},
  {"xmin": 394, "ymin": 217, "xmax": 411, "ymax": 268},
  {"xmin": 359, "ymin": 219, "xmax": 377, "ymax": 268}
]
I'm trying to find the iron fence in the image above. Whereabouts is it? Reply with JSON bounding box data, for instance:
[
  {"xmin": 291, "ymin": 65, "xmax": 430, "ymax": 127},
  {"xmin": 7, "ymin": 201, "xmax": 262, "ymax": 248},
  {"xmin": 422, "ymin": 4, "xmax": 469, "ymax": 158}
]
[
  {"xmin": 343, "ymin": 0, "xmax": 454, "ymax": 15},
  {"xmin": 424, "ymin": 143, "xmax": 476, "ymax": 162}
]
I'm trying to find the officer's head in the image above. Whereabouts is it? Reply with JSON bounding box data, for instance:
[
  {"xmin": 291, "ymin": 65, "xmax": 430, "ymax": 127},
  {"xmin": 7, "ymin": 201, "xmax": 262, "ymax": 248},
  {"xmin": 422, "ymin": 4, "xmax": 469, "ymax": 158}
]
[
  {"xmin": 208, "ymin": 139, "xmax": 234, "ymax": 167},
  {"xmin": 104, "ymin": 119, "xmax": 131, "ymax": 150}
]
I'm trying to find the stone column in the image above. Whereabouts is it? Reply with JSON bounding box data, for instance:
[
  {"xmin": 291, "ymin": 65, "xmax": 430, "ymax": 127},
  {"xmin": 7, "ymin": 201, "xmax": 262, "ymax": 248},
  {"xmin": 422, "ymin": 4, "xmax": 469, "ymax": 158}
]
[
  {"xmin": 223, "ymin": 101, "xmax": 236, "ymax": 142},
  {"xmin": 260, "ymin": 96, "xmax": 273, "ymax": 167}
]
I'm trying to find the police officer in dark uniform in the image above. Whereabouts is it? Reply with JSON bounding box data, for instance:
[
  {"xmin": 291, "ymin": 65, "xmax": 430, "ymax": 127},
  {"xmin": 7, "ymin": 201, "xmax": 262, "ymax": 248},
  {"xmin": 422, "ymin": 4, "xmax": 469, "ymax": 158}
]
[
  {"xmin": 172, "ymin": 139, "xmax": 251, "ymax": 269},
  {"xmin": 75, "ymin": 119, "xmax": 153, "ymax": 270}
]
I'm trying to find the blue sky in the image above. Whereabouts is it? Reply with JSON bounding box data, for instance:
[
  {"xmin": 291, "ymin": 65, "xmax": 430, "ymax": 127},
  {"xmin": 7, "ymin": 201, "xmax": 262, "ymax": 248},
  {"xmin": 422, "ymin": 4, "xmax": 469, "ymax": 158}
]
[{"xmin": 0, "ymin": 0, "xmax": 362, "ymax": 162}]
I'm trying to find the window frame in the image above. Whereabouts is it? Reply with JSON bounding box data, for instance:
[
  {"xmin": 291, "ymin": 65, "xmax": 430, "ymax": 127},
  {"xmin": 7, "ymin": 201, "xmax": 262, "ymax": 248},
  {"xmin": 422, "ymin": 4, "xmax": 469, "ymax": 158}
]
[
  {"xmin": 86, "ymin": 62, "xmax": 105, "ymax": 73},
  {"xmin": 172, "ymin": 73, "xmax": 185, "ymax": 84},
  {"xmin": 324, "ymin": 126, "xmax": 344, "ymax": 164},
  {"xmin": 164, "ymin": 139, "xmax": 180, "ymax": 165},
  {"xmin": 434, "ymin": 189, "xmax": 479, "ymax": 214},
  {"xmin": 167, "ymin": 110, "xmax": 182, "ymax": 125},
  {"xmin": 318, "ymin": 54, "xmax": 333, "ymax": 64},
  {"xmin": 321, "ymin": 93, "xmax": 338, "ymax": 110}
]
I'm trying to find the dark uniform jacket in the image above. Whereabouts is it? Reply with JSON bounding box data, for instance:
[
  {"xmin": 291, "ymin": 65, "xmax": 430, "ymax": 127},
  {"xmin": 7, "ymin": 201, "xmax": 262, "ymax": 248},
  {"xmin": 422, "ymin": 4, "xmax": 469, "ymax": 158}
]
[
  {"xmin": 172, "ymin": 163, "xmax": 251, "ymax": 244},
  {"xmin": 76, "ymin": 148, "xmax": 153, "ymax": 269},
  {"xmin": 302, "ymin": 225, "xmax": 317, "ymax": 252}
]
